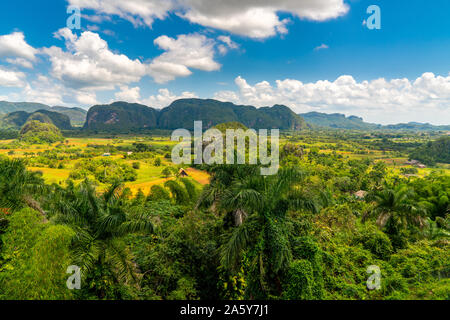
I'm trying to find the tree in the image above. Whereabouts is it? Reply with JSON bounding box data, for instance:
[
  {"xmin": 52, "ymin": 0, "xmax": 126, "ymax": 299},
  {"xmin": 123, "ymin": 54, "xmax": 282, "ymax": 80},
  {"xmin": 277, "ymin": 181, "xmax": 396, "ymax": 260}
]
[
  {"xmin": 49, "ymin": 179, "xmax": 155, "ymax": 299},
  {"xmin": 364, "ymin": 185, "xmax": 427, "ymax": 230},
  {"xmin": 161, "ymin": 167, "xmax": 172, "ymax": 178},
  {"xmin": 198, "ymin": 165, "xmax": 308, "ymax": 298},
  {"xmin": 0, "ymin": 158, "xmax": 46, "ymax": 219}
]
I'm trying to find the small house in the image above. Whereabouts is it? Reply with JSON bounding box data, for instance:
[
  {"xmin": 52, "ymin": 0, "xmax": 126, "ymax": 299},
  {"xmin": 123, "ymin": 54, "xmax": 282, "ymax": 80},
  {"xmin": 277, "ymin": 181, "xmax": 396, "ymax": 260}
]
[
  {"xmin": 354, "ymin": 190, "xmax": 368, "ymax": 199},
  {"xmin": 179, "ymin": 168, "xmax": 189, "ymax": 177},
  {"xmin": 103, "ymin": 153, "xmax": 111, "ymax": 157}
]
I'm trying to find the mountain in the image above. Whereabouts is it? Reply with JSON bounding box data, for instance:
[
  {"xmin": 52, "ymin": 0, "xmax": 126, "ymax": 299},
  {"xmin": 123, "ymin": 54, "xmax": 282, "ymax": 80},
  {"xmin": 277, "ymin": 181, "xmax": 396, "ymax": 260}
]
[
  {"xmin": 300, "ymin": 112, "xmax": 380, "ymax": 130},
  {"xmin": 84, "ymin": 99, "xmax": 307, "ymax": 131},
  {"xmin": 157, "ymin": 99, "xmax": 307, "ymax": 130},
  {"xmin": 0, "ymin": 101, "xmax": 51, "ymax": 114},
  {"xmin": 0, "ymin": 109, "xmax": 72, "ymax": 130},
  {"xmin": 84, "ymin": 101, "xmax": 159, "ymax": 131},
  {"xmin": 51, "ymin": 106, "xmax": 87, "ymax": 125},
  {"xmin": 409, "ymin": 136, "xmax": 450, "ymax": 165},
  {"xmin": 0, "ymin": 101, "xmax": 87, "ymax": 124},
  {"xmin": 384, "ymin": 122, "xmax": 450, "ymax": 131},
  {"xmin": 300, "ymin": 112, "xmax": 449, "ymax": 131}
]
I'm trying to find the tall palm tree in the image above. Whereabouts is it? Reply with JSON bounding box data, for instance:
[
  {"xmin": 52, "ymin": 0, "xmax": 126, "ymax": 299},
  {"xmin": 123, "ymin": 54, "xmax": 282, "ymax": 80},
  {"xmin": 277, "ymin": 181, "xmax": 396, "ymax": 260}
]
[
  {"xmin": 0, "ymin": 158, "xmax": 46, "ymax": 219},
  {"xmin": 198, "ymin": 165, "xmax": 308, "ymax": 298},
  {"xmin": 364, "ymin": 185, "xmax": 427, "ymax": 229},
  {"xmin": 49, "ymin": 179, "xmax": 155, "ymax": 298}
]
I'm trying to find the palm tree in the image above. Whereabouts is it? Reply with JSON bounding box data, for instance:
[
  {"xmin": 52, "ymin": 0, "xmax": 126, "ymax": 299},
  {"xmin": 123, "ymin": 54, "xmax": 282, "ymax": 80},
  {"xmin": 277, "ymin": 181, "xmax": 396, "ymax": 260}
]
[
  {"xmin": 49, "ymin": 179, "xmax": 154, "ymax": 298},
  {"xmin": 0, "ymin": 158, "xmax": 46, "ymax": 220},
  {"xmin": 364, "ymin": 185, "xmax": 427, "ymax": 229},
  {"xmin": 198, "ymin": 165, "xmax": 308, "ymax": 298}
]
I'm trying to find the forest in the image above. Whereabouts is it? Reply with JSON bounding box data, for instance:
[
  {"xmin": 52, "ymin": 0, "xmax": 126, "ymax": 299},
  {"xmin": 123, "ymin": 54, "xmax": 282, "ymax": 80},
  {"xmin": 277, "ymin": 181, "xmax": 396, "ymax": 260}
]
[{"xmin": 0, "ymin": 126, "xmax": 448, "ymax": 300}]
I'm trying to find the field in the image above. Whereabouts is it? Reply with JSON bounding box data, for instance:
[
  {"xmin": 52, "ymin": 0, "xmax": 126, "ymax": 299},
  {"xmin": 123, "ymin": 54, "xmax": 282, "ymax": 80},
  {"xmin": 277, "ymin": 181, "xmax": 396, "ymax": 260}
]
[
  {"xmin": 0, "ymin": 137, "xmax": 209, "ymax": 195},
  {"xmin": 0, "ymin": 132, "xmax": 448, "ymax": 195}
]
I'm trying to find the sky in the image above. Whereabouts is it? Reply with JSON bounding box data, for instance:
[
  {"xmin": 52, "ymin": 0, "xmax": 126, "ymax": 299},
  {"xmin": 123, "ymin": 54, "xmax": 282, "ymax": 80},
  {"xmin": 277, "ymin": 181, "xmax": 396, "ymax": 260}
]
[{"xmin": 0, "ymin": 0, "xmax": 449, "ymax": 125}]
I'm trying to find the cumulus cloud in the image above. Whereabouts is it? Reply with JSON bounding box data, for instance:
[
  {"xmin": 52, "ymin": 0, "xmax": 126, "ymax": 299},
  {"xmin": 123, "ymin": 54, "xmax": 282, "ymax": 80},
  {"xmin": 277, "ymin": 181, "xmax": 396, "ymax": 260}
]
[
  {"xmin": 2, "ymin": 74, "xmax": 98, "ymax": 107},
  {"xmin": 142, "ymin": 88, "xmax": 198, "ymax": 108},
  {"xmin": 217, "ymin": 35, "xmax": 239, "ymax": 55},
  {"xmin": 213, "ymin": 73, "xmax": 450, "ymax": 125},
  {"xmin": 0, "ymin": 32, "xmax": 37, "ymax": 66},
  {"xmin": 112, "ymin": 86, "xmax": 198, "ymax": 108},
  {"xmin": 68, "ymin": 0, "xmax": 349, "ymax": 38},
  {"xmin": 148, "ymin": 34, "xmax": 221, "ymax": 83},
  {"xmin": 5, "ymin": 58, "xmax": 34, "ymax": 69},
  {"xmin": 42, "ymin": 28, "xmax": 148, "ymax": 90},
  {"xmin": 114, "ymin": 85, "xmax": 141, "ymax": 103},
  {"xmin": 70, "ymin": 0, "xmax": 174, "ymax": 27},
  {"xmin": 0, "ymin": 67, "xmax": 26, "ymax": 87}
]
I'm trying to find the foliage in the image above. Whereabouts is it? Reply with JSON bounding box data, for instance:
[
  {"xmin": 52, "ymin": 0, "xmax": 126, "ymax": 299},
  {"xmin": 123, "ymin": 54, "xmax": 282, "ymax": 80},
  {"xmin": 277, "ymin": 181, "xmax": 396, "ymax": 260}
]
[
  {"xmin": 19, "ymin": 120, "xmax": 64, "ymax": 144},
  {"xmin": 409, "ymin": 136, "xmax": 450, "ymax": 165},
  {"xmin": 0, "ymin": 208, "xmax": 74, "ymax": 300}
]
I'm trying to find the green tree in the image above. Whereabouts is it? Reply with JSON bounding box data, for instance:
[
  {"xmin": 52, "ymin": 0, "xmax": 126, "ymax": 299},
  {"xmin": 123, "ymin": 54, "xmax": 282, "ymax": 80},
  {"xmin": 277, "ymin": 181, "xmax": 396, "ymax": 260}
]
[
  {"xmin": 0, "ymin": 159, "xmax": 46, "ymax": 219},
  {"xmin": 364, "ymin": 185, "xmax": 427, "ymax": 230},
  {"xmin": 49, "ymin": 179, "xmax": 155, "ymax": 299},
  {"xmin": 199, "ymin": 165, "xmax": 308, "ymax": 298}
]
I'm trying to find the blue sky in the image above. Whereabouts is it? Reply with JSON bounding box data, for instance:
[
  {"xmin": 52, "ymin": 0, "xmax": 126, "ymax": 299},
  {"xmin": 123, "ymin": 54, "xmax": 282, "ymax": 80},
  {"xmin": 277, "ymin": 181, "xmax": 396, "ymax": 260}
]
[{"xmin": 0, "ymin": 0, "xmax": 449, "ymax": 125}]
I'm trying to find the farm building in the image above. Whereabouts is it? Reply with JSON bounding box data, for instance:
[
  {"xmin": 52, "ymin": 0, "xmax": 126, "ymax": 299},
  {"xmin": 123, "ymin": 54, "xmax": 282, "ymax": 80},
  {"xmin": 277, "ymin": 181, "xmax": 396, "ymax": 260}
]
[{"xmin": 179, "ymin": 168, "xmax": 189, "ymax": 177}]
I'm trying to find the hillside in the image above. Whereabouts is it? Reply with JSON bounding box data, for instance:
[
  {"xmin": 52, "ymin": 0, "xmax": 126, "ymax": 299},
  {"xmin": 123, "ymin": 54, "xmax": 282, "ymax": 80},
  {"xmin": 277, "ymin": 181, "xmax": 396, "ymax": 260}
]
[
  {"xmin": 84, "ymin": 101, "xmax": 159, "ymax": 131},
  {"xmin": 157, "ymin": 99, "xmax": 308, "ymax": 131},
  {"xmin": 0, "ymin": 109, "xmax": 72, "ymax": 130},
  {"xmin": 19, "ymin": 120, "xmax": 64, "ymax": 144},
  {"xmin": 300, "ymin": 112, "xmax": 380, "ymax": 130},
  {"xmin": 300, "ymin": 111, "xmax": 449, "ymax": 131},
  {"xmin": 0, "ymin": 101, "xmax": 87, "ymax": 124},
  {"xmin": 52, "ymin": 106, "xmax": 87, "ymax": 125},
  {"xmin": 384, "ymin": 122, "xmax": 450, "ymax": 131},
  {"xmin": 409, "ymin": 136, "xmax": 450, "ymax": 165},
  {"xmin": 0, "ymin": 101, "xmax": 51, "ymax": 114}
]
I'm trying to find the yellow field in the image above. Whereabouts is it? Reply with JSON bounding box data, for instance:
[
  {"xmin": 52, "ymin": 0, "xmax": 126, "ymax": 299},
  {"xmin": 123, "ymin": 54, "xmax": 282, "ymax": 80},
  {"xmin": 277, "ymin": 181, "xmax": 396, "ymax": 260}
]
[{"xmin": 0, "ymin": 137, "xmax": 210, "ymax": 195}]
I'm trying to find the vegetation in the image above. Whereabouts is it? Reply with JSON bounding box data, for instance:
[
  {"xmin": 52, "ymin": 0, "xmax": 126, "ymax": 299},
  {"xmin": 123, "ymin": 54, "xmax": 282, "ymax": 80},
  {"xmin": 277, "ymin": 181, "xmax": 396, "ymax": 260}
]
[
  {"xmin": 0, "ymin": 117, "xmax": 449, "ymax": 301},
  {"xmin": 19, "ymin": 120, "xmax": 64, "ymax": 144},
  {"xmin": 409, "ymin": 136, "xmax": 450, "ymax": 166}
]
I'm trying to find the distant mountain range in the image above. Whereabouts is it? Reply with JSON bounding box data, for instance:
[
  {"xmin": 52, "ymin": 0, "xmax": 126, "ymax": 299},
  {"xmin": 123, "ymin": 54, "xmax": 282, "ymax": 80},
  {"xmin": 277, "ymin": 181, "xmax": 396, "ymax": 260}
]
[
  {"xmin": 0, "ymin": 100, "xmax": 448, "ymax": 133},
  {"xmin": 84, "ymin": 99, "xmax": 308, "ymax": 131},
  {"xmin": 300, "ymin": 112, "xmax": 450, "ymax": 131},
  {"xmin": 0, "ymin": 101, "xmax": 87, "ymax": 125}
]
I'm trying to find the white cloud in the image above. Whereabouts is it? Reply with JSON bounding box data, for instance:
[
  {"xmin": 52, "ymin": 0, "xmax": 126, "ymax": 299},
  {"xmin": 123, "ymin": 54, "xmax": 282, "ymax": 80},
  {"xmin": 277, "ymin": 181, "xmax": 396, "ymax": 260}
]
[
  {"xmin": 114, "ymin": 85, "xmax": 141, "ymax": 103},
  {"xmin": 43, "ymin": 28, "xmax": 148, "ymax": 90},
  {"xmin": 213, "ymin": 73, "xmax": 450, "ymax": 125},
  {"xmin": 148, "ymin": 34, "xmax": 221, "ymax": 83},
  {"xmin": 5, "ymin": 58, "xmax": 33, "ymax": 69},
  {"xmin": 0, "ymin": 67, "xmax": 26, "ymax": 87},
  {"xmin": 20, "ymin": 76, "xmax": 65, "ymax": 106},
  {"xmin": 142, "ymin": 88, "xmax": 198, "ymax": 108},
  {"xmin": 217, "ymin": 35, "xmax": 238, "ymax": 55},
  {"xmin": 43, "ymin": 29, "xmax": 221, "ymax": 87},
  {"xmin": 70, "ymin": 0, "xmax": 174, "ymax": 27},
  {"xmin": 3, "ymin": 75, "xmax": 98, "ymax": 107},
  {"xmin": 111, "ymin": 87, "xmax": 198, "ymax": 108},
  {"xmin": 314, "ymin": 43, "xmax": 329, "ymax": 51},
  {"xmin": 69, "ymin": 0, "xmax": 349, "ymax": 38},
  {"xmin": 0, "ymin": 32, "xmax": 37, "ymax": 67}
]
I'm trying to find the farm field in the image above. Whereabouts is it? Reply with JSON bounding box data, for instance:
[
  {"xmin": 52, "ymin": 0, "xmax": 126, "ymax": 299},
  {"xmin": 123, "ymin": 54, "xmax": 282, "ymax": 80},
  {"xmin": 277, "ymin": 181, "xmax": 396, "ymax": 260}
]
[
  {"xmin": 0, "ymin": 133, "xmax": 448, "ymax": 193},
  {"xmin": 0, "ymin": 137, "xmax": 209, "ymax": 194}
]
